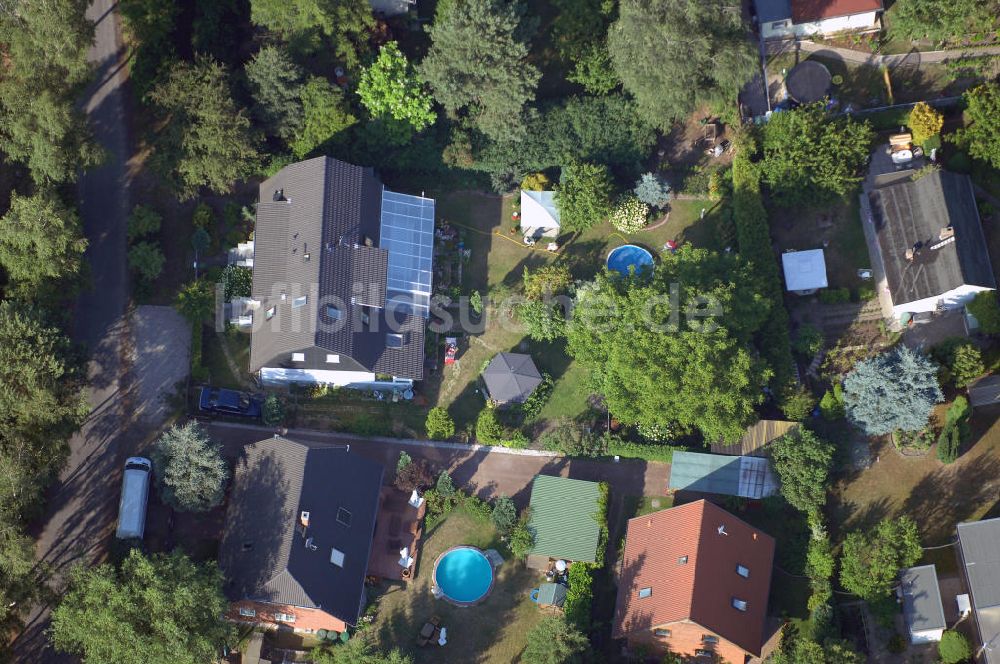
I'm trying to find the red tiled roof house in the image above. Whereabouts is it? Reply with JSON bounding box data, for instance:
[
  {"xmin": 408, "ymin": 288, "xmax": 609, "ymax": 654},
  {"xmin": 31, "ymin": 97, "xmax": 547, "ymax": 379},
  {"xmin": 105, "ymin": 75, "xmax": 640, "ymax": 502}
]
[
  {"xmin": 612, "ymin": 500, "xmax": 776, "ymax": 663},
  {"xmin": 757, "ymin": 0, "xmax": 883, "ymax": 40}
]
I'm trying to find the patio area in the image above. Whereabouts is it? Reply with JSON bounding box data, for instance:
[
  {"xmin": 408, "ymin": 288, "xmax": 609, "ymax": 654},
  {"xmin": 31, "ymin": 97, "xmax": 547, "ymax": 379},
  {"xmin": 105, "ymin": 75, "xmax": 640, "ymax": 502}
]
[{"xmin": 368, "ymin": 486, "xmax": 427, "ymax": 582}]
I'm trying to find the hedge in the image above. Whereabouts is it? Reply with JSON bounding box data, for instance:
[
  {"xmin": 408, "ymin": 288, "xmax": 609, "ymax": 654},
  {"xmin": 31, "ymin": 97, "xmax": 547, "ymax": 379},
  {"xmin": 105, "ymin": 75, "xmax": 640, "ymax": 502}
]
[
  {"xmin": 731, "ymin": 141, "xmax": 796, "ymax": 407},
  {"xmin": 605, "ymin": 440, "xmax": 685, "ymax": 463},
  {"xmin": 191, "ymin": 323, "xmax": 208, "ymax": 383}
]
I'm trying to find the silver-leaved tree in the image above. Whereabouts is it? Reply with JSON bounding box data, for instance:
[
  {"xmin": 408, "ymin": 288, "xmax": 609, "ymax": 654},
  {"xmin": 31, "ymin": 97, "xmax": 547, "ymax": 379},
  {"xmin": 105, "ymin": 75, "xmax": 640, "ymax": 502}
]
[{"xmin": 843, "ymin": 346, "xmax": 943, "ymax": 436}]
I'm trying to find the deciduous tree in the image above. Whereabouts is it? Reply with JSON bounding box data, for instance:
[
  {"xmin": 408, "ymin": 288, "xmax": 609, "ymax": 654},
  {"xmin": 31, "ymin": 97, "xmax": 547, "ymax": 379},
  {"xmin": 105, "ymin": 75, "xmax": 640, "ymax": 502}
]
[
  {"xmin": 128, "ymin": 241, "xmax": 165, "ymax": 282},
  {"xmin": 839, "ymin": 516, "xmax": 922, "ymax": 601},
  {"xmin": 51, "ymin": 549, "xmax": 233, "ymax": 664},
  {"xmin": 491, "ymin": 495, "xmax": 517, "ymax": 533},
  {"xmin": 358, "ymin": 42, "xmax": 435, "ymax": 133},
  {"xmin": 608, "ymin": 0, "xmax": 756, "ymax": 128},
  {"xmin": 842, "ymin": 346, "xmax": 943, "ymax": 436},
  {"xmin": 175, "ymin": 280, "xmax": 216, "ymax": 323},
  {"xmin": 938, "ymin": 629, "xmax": 972, "ymax": 664},
  {"xmin": 771, "ymin": 429, "xmax": 834, "ymax": 516},
  {"xmin": 555, "ymin": 161, "xmax": 613, "ymax": 231},
  {"xmin": 523, "ymin": 616, "xmax": 589, "ymax": 664},
  {"xmin": 126, "ymin": 205, "xmax": 162, "ymax": 241},
  {"xmin": 566, "ymin": 247, "xmax": 771, "ymax": 442},
  {"xmin": 890, "ymin": 0, "xmax": 999, "ymax": 42},
  {"xmin": 420, "ymin": 0, "xmax": 539, "ymax": 142},
  {"xmin": 953, "ymin": 83, "xmax": 1000, "ymax": 169},
  {"xmin": 151, "ymin": 422, "xmax": 229, "ymax": 512},
  {"xmin": 760, "ymin": 103, "xmax": 873, "ymax": 206},
  {"xmin": 425, "ymin": 407, "xmax": 455, "ymax": 440},
  {"xmin": 148, "ymin": 56, "xmax": 259, "ymax": 199},
  {"xmin": 250, "ymin": 0, "xmax": 374, "ymax": 66},
  {"xmin": 908, "ymin": 101, "xmax": 944, "ymax": 145},
  {"xmin": 968, "ymin": 290, "xmax": 1000, "ymax": 334}
]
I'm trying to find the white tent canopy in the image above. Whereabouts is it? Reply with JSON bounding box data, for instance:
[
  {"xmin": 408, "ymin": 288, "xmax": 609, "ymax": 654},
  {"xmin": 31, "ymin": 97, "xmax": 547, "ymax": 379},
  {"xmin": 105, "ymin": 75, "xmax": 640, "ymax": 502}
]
[
  {"xmin": 520, "ymin": 190, "xmax": 561, "ymax": 238},
  {"xmin": 782, "ymin": 249, "xmax": 828, "ymax": 293}
]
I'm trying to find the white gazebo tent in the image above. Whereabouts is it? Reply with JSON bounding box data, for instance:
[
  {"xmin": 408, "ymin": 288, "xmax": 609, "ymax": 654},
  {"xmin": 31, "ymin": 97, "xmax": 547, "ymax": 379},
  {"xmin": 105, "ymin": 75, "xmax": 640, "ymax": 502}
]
[
  {"xmin": 782, "ymin": 249, "xmax": 828, "ymax": 294},
  {"xmin": 520, "ymin": 190, "xmax": 561, "ymax": 239}
]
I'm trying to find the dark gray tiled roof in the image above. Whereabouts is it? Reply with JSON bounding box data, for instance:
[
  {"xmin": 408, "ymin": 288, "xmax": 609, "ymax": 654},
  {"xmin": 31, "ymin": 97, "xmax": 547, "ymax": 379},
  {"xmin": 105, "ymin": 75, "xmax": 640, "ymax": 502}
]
[
  {"xmin": 870, "ymin": 169, "xmax": 995, "ymax": 307},
  {"xmin": 219, "ymin": 436, "xmax": 384, "ymax": 626},
  {"xmin": 249, "ymin": 157, "xmax": 428, "ymax": 379},
  {"xmin": 959, "ymin": 518, "xmax": 1000, "ymax": 663},
  {"xmin": 482, "ymin": 352, "xmax": 542, "ymax": 404},
  {"xmin": 901, "ymin": 565, "xmax": 946, "ymax": 634}
]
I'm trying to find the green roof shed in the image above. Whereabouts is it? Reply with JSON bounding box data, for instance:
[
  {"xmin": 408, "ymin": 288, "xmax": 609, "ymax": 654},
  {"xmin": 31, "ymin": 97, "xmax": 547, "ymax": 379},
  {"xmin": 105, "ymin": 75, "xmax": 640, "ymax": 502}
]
[{"xmin": 527, "ymin": 475, "xmax": 602, "ymax": 563}]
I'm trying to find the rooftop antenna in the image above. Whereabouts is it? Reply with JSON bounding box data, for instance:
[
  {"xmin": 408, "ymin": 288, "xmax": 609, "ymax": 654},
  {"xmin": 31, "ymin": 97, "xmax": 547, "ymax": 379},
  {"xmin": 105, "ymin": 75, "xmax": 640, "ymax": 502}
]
[{"xmin": 718, "ymin": 525, "xmax": 728, "ymax": 536}]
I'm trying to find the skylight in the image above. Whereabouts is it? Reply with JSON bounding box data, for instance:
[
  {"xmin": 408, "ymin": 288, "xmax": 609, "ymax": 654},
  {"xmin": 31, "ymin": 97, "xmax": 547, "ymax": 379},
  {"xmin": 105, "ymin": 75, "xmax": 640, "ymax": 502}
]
[{"xmin": 379, "ymin": 189, "xmax": 434, "ymax": 318}]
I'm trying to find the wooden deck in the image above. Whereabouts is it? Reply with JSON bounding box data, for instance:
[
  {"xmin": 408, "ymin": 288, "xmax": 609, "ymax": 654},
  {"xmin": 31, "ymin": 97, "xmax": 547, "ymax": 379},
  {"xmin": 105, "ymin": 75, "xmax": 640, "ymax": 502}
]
[{"xmin": 368, "ymin": 486, "xmax": 426, "ymax": 582}]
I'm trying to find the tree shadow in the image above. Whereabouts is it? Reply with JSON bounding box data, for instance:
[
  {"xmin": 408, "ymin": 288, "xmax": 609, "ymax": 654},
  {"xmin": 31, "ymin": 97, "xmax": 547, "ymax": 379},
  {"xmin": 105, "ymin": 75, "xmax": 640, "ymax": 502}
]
[{"xmin": 902, "ymin": 454, "xmax": 1000, "ymax": 543}]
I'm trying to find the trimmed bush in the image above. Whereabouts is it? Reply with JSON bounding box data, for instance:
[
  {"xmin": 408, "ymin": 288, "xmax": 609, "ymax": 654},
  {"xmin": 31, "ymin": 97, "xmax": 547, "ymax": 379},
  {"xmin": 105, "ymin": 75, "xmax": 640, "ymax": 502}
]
[
  {"xmin": 939, "ymin": 630, "xmax": 972, "ymax": 664},
  {"xmin": 425, "ymin": 407, "xmax": 455, "ymax": 440},
  {"xmin": 605, "ymin": 438, "xmax": 684, "ymax": 463},
  {"xmin": 609, "ymin": 194, "xmax": 649, "ymax": 233}
]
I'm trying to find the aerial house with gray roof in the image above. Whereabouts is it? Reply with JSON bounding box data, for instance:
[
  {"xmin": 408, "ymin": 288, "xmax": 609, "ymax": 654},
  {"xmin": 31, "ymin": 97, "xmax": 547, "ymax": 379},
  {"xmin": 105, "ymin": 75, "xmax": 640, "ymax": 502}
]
[
  {"xmin": 249, "ymin": 156, "xmax": 434, "ymax": 389},
  {"xmin": 866, "ymin": 169, "xmax": 995, "ymax": 325},
  {"xmin": 957, "ymin": 517, "xmax": 1000, "ymax": 663}
]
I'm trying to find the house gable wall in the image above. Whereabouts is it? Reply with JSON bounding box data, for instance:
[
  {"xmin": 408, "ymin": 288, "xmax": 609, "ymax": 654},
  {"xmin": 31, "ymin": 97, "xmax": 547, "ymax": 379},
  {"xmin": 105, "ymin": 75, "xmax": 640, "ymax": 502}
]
[
  {"xmin": 891, "ymin": 284, "xmax": 993, "ymax": 319},
  {"xmin": 791, "ymin": 10, "xmax": 879, "ymax": 36}
]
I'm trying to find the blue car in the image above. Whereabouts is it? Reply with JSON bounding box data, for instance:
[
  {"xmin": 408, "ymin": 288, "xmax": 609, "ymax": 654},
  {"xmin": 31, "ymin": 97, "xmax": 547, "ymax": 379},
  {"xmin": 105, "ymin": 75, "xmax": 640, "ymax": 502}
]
[{"xmin": 198, "ymin": 387, "xmax": 263, "ymax": 418}]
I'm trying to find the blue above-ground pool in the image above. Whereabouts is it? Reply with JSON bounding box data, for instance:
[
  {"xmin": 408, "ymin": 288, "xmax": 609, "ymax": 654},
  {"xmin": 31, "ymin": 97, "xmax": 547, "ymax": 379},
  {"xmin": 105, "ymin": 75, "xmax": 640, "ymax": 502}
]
[
  {"xmin": 434, "ymin": 546, "xmax": 494, "ymax": 605},
  {"xmin": 607, "ymin": 244, "xmax": 654, "ymax": 276}
]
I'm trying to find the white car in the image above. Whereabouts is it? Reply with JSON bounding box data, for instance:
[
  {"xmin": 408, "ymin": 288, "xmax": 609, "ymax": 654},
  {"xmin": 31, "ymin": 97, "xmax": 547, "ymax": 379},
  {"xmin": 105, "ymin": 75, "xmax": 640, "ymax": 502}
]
[{"xmin": 115, "ymin": 457, "xmax": 152, "ymax": 540}]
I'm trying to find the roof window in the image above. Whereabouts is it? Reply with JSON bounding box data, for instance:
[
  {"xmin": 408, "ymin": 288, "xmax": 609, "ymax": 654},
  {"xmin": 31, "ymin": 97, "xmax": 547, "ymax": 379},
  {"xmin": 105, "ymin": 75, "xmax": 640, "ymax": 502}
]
[
  {"xmin": 326, "ymin": 305, "xmax": 342, "ymax": 320},
  {"xmin": 678, "ymin": 555, "xmax": 688, "ymax": 565},
  {"xmin": 638, "ymin": 587, "xmax": 652, "ymax": 599},
  {"xmin": 326, "ymin": 354, "xmax": 340, "ymax": 363},
  {"xmin": 386, "ymin": 333, "xmax": 404, "ymax": 349},
  {"xmin": 732, "ymin": 598, "xmax": 747, "ymax": 612},
  {"xmin": 330, "ymin": 548, "xmax": 345, "ymax": 567},
  {"xmin": 292, "ymin": 352, "xmax": 305, "ymax": 362},
  {"xmin": 337, "ymin": 507, "xmax": 352, "ymax": 527},
  {"xmin": 292, "ymin": 295, "xmax": 307, "ymax": 309},
  {"xmin": 654, "ymin": 628, "xmax": 671, "ymax": 637},
  {"xmin": 736, "ymin": 564, "xmax": 749, "ymax": 578},
  {"xmin": 265, "ymin": 306, "xmax": 276, "ymax": 321}
]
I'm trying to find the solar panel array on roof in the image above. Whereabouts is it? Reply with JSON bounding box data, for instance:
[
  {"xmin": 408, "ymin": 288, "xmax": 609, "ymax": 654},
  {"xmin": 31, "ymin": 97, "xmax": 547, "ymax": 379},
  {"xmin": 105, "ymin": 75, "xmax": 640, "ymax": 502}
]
[{"xmin": 380, "ymin": 189, "xmax": 434, "ymax": 318}]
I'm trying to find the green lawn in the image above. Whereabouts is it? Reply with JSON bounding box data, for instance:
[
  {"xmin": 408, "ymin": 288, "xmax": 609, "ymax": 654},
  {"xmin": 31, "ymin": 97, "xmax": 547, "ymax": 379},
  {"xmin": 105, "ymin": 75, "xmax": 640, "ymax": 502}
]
[
  {"xmin": 368, "ymin": 507, "xmax": 543, "ymax": 664},
  {"xmin": 769, "ymin": 194, "xmax": 868, "ymax": 289},
  {"xmin": 201, "ymin": 327, "xmax": 250, "ymax": 390},
  {"xmin": 623, "ymin": 495, "xmax": 674, "ymax": 520},
  {"xmin": 428, "ymin": 191, "xmax": 724, "ymax": 437}
]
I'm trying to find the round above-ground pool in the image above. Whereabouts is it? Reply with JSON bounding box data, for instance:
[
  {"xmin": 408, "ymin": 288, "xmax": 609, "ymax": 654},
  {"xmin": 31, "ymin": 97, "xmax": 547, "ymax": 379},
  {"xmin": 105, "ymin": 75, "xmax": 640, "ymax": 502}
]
[
  {"xmin": 433, "ymin": 546, "xmax": 494, "ymax": 605},
  {"xmin": 607, "ymin": 244, "xmax": 654, "ymax": 276}
]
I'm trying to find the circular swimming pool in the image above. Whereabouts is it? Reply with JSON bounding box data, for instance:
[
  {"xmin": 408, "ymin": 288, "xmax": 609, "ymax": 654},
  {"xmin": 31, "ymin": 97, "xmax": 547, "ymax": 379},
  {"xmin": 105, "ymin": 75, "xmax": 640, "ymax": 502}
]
[
  {"xmin": 607, "ymin": 244, "xmax": 654, "ymax": 276},
  {"xmin": 433, "ymin": 546, "xmax": 494, "ymax": 605}
]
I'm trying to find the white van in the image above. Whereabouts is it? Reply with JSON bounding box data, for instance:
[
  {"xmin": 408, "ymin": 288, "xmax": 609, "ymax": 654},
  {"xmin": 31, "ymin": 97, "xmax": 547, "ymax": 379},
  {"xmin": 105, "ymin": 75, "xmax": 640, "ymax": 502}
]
[{"xmin": 116, "ymin": 457, "xmax": 152, "ymax": 540}]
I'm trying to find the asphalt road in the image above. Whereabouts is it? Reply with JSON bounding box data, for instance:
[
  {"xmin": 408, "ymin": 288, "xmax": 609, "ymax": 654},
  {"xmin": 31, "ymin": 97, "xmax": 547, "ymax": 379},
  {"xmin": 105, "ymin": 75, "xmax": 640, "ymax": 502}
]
[{"xmin": 10, "ymin": 1, "xmax": 134, "ymax": 660}]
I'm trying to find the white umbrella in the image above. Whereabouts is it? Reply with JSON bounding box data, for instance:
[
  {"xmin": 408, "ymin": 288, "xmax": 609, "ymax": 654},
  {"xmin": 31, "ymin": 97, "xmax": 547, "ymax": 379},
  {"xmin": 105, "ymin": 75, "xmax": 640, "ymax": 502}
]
[
  {"xmin": 555, "ymin": 560, "xmax": 567, "ymax": 572},
  {"xmin": 438, "ymin": 627, "xmax": 447, "ymax": 646}
]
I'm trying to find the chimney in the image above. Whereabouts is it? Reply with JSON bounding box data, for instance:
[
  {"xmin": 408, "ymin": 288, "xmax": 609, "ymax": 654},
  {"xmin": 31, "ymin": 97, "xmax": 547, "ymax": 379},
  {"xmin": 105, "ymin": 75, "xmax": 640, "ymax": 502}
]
[
  {"xmin": 939, "ymin": 226, "xmax": 954, "ymax": 241},
  {"xmin": 305, "ymin": 537, "xmax": 317, "ymax": 551},
  {"xmin": 300, "ymin": 511, "xmax": 310, "ymax": 527}
]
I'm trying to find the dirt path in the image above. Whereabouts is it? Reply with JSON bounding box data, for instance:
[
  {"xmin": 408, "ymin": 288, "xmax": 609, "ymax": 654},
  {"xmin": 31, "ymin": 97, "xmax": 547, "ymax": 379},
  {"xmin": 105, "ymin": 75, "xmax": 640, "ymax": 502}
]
[{"xmin": 782, "ymin": 39, "xmax": 1000, "ymax": 66}]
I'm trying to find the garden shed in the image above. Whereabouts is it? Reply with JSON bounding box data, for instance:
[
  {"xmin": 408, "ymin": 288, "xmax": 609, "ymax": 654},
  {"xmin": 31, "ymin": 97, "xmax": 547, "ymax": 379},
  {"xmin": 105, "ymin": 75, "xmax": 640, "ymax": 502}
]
[
  {"xmin": 520, "ymin": 190, "xmax": 561, "ymax": 239},
  {"xmin": 782, "ymin": 249, "xmax": 828, "ymax": 294},
  {"xmin": 536, "ymin": 583, "xmax": 568, "ymax": 608},
  {"xmin": 900, "ymin": 564, "xmax": 946, "ymax": 644},
  {"xmin": 482, "ymin": 352, "xmax": 542, "ymax": 406},
  {"xmin": 526, "ymin": 475, "xmax": 603, "ymax": 570}
]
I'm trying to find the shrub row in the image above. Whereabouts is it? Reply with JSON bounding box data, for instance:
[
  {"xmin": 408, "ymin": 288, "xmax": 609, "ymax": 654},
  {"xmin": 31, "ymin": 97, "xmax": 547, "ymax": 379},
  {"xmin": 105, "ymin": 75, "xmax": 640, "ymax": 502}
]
[
  {"xmin": 731, "ymin": 140, "xmax": 797, "ymax": 412},
  {"xmin": 605, "ymin": 439, "xmax": 685, "ymax": 463},
  {"xmin": 190, "ymin": 323, "xmax": 208, "ymax": 383}
]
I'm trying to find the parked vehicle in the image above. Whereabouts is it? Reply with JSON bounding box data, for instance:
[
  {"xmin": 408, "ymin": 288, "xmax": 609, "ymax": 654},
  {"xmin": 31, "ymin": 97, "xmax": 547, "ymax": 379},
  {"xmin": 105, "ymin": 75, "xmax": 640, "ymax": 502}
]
[
  {"xmin": 198, "ymin": 387, "xmax": 263, "ymax": 418},
  {"xmin": 116, "ymin": 457, "xmax": 152, "ymax": 540}
]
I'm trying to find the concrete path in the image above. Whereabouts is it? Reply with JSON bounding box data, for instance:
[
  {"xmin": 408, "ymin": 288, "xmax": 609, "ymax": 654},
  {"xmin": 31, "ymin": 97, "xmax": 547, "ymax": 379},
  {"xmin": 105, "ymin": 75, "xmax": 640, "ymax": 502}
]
[
  {"xmin": 783, "ymin": 39, "xmax": 1000, "ymax": 66},
  {"xmin": 11, "ymin": 1, "xmax": 138, "ymax": 660}
]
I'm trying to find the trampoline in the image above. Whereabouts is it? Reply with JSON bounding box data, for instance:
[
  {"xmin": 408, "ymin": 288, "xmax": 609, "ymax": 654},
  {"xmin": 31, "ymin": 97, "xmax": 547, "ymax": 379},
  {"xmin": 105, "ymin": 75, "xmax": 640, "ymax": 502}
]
[{"xmin": 786, "ymin": 60, "xmax": 833, "ymax": 104}]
